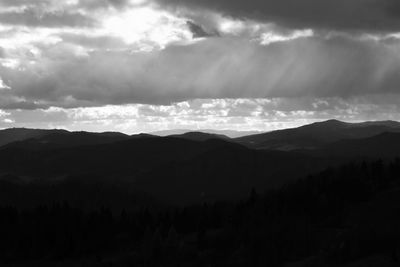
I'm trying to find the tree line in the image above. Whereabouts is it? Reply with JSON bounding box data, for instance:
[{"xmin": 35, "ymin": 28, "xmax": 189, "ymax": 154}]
[{"xmin": 0, "ymin": 158, "xmax": 400, "ymax": 266}]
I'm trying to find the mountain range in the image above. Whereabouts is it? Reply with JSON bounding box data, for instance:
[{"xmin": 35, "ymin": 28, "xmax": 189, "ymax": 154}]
[
  {"xmin": 1, "ymin": 119, "xmax": 400, "ymax": 207},
  {"xmin": 151, "ymin": 129, "xmax": 262, "ymax": 138},
  {"xmin": 236, "ymin": 119, "xmax": 400, "ymax": 150}
]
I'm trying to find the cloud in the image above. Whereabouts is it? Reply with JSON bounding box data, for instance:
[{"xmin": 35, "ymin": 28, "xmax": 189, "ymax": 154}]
[
  {"xmin": 0, "ymin": 47, "xmax": 5, "ymax": 58},
  {"xmin": 0, "ymin": 77, "xmax": 10, "ymax": 90},
  {"xmin": 154, "ymin": 0, "xmax": 400, "ymax": 33},
  {"xmin": 2, "ymin": 96, "xmax": 400, "ymax": 133},
  {"xmin": 0, "ymin": 8, "xmax": 97, "ymax": 28},
  {"xmin": 57, "ymin": 33, "xmax": 127, "ymax": 49},
  {"xmin": 186, "ymin": 21, "xmax": 218, "ymax": 38},
  {"xmin": 0, "ymin": 0, "xmax": 136, "ymax": 10},
  {"xmin": 1, "ymin": 34, "xmax": 400, "ymax": 109},
  {"xmin": 0, "ymin": 0, "xmax": 51, "ymax": 7},
  {"xmin": 0, "ymin": 0, "xmax": 400, "ymax": 123},
  {"xmin": 79, "ymin": 0, "xmax": 132, "ymax": 10}
]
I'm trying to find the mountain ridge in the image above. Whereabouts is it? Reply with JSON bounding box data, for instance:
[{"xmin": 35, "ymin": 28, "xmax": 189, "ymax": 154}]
[
  {"xmin": 1, "ymin": 120, "xmax": 400, "ymax": 204},
  {"xmin": 236, "ymin": 119, "xmax": 400, "ymax": 150},
  {"xmin": 2, "ymin": 119, "xmax": 400, "ymax": 149}
]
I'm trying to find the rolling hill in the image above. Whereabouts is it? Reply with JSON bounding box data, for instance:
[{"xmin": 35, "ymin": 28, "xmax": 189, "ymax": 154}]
[
  {"xmin": 1, "ymin": 120, "xmax": 400, "ymax": 206},
  {"xmin": 0, "ymin": 128, "xmax": 133, "ymax": 149},
  {"xmin": 236, "ymin": 119, "xmax": 400, "ymax": 150},
  {"xmin": 0, "ymin": 135, "xmax": 333, "ymax": 205},
  {"xmin": 152, "ymin": 129, "xmax": 261, "ymax": 138},
  {"xmin": 169, "ymin": 131, "xmax": 230, "ymax": 142},
  {"xmin": 0, "ymin": 128, "xmax": 68, "ymax": 147}
]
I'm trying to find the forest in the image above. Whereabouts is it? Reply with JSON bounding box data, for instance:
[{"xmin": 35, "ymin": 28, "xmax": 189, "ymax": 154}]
[{"xmin": 0, "ymin": 158, "xmax": 399, "ymax": 266}]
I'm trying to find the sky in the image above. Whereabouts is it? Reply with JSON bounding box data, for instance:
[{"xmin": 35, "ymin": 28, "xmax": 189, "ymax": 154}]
[{"xmin": 0, "ymin": 0, "xmax": 400, "ymax": 133}]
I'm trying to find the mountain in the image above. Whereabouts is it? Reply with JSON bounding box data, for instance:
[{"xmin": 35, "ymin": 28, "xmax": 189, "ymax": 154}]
[
  {"xmin": 133, "ymin": 144, "xmax": 332, "ymax": 204},
  {"xmin": 0, "ymin": 178, "xmax": 156, "ymax": 211},
  {"xmin": 170, "ymin": 131, "xmax": 230, "ymax": 142},
  {"xmin": 0, "ymin": 128, "xmax": 132, "ymax": 149},
  {"xmin": 2, "ymin": 121, "xmax": 400, "ymax": 205},
  {"xmin": 0, "ymin": 135, "xmax": 334, "ymax": 205},
  {"xmin": 320, "ymin": 132, "xmax": 400, "ymax": 158},
  {"xmin": 2, "ymin": 124, "xmax": 400, "ymax": 265},
  {"xmin": 0, "ymin": 128, "xmax": 68, "ymax": 147},
  {"xmin": 236, "ymin": 119, "xmax": 400, "ymax": 150},
  {"xmin": 151, "ymin": 129, "xmax": 261, "ymax": 138}
]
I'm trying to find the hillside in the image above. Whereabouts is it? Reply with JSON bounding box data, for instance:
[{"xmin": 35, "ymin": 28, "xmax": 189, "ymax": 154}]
[
  {"xmin": 0, "ymin": 128, "xmax": 132, "ymax": 148},
  {"xmin": 1, "ymin": 121, "xmax": 400, "ymax": 205},
  {"xmin": 170, "ymin": 131, "xmax": 230, "ymax": 142},
  {"xmin": 236, "ymin": 120, "xmax": 400, "ymax": 150}
]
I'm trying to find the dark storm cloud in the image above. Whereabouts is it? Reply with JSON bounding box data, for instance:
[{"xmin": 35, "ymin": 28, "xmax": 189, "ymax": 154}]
[
  {"xmin": 155, "ymin": 0, "xmax": 400, "ymax": 32},
  {"xmin": 1, "ymin": 35, "xmax": 400, "ymax": 109},
  {"xmin": 0, "ymin": 101, "xmax": 43, "ymax": 110},
  {"xmin": 186, "ymin": 21, "xmax": 218, "ymax": 38},
  {"xmin": 0, "ymin": 8, "xmax": 97, "ymax": 28}
]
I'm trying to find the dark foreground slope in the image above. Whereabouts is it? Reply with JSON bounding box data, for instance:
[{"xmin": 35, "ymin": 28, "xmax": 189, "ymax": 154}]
[
  {"xmin": 0, "ymin": 122, "xmax": 400, "ymax": 265},
  {"xmin": 322, "ymin": 132, "xmax": 400, "ymax": 158},
  {"xmin": 0, "ymin": 136, "xmax": 332, "ymax": 206},
  {"xmin": 1, "ymin": 159, "xmax": 400, "ymax": 266}
]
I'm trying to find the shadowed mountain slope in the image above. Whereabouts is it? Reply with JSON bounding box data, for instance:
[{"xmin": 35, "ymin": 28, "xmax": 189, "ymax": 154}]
[
  {"xmin": 152, "ymin": 129, "xmax": 261, "ymax": 138},
  {"xmin": 1, "ymin": 121, "xmax": 400, "ymax": 205},
  {"xmin": 236, "ymin": 119, "xmax": 400, "ymax": 150},
  {"xmin": 320, "ymin": 132, "xmax": 400, "ymax": 158},
  {"xmin": 0, "ymin": 136, "xmax": 333, "ymax": 204},
  {"xmin": 170, "ymin": 131, "xmax": 230, "ymax": 142},
  {"xmin": 0, "ymin": 128, "xmax": 68, "ymax": 147},
  {"xmin": 0, "ymin": 128, "xmax": 134, "ymax": 149}
]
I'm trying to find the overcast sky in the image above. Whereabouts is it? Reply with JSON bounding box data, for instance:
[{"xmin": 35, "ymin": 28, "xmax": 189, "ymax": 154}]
[{"xmin": 0, "ymin": 0, "xmax": 400, "ymax": 133}]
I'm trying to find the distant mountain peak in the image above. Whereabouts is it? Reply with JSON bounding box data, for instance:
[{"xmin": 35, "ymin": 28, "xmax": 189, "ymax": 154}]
[
  {"xmin": 151, "ymin": 129, "xmax": 261, "ymax": 138},
  {"xmin": 307, "ymin": 119, "xmax": 349, "ymax": 128},
  {"xmin": 171, "ymin": 131, "xmax": 230, "ymax": 142},
  {"xmin": 323, "ymin": 119, "xmax": 346, "ymax": 124},
  {"xmin": 304, "ymin": 119, "xmax": 400, "ymax": 129},
  {"xmin": 237, "ymin": 119, "xmax": 400, "ymax": 151}
]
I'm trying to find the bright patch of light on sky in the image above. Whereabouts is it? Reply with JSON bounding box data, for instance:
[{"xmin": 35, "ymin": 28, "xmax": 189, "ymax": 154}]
[{"xmin": 102, "ymin": 7, "xmax": 192, "ymax": 49}]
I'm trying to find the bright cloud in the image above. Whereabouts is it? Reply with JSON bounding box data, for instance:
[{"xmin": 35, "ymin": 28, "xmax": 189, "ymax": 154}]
[
  {"xmin": 259, "ymin": 29, "xmax": 313, "ymax": 45},
  {"xmin": 102, "ymin": 6, "xmax": 192, "ymax": 49},
  {"xmin": 0, "ymin": 0, "xmax": 399, "ymax": 131},
  {"xmin": 0, "ymin": 77, "xmax": 10, "ymax": 90},
  {"xmin": 1, "ymin": 96, "xmax": 400, "ymax": 134}
]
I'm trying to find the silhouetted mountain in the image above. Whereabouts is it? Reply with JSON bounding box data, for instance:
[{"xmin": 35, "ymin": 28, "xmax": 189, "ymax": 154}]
[
  {"xmin": 1, "ymin": 123, "xmax": 400, "ymax": 265},
  {"xmin": 0, "ymin": 135, "xmax": 334, "ymax": 205},
  {"xmin": 151, "ymin": 129, "xmax": 193, "ymax": 136},
  {"xmin": 0, "ymin": 178, "xmax": 155, "ymax": 211},
  {"xmin": 0, "ymin": 128, "xmax": 68, "ymax": 147},
  {"xmin": 0, "ymin": 129, "xmax": 133, "ymax": 150},
  {"xmin": 170, "ymin": 131, "xmax": 230, "ymax": 142},
  {"xmin": 130, "ymin": 133, "xmax": 156, "ymax": 139},
  {"xmin": 134, "ymin": 144, "xmax": 333, "ymax": 204},
  {"xmin": 357, "ymin": 120, "xmax": 400, "ymax": 128},
  {"xmin": 203, "ymin": 129, "xmax": 262, "ymax": 138},
  {"xmin": 151, "ymin": 129, "xmax": 261, "ymax": 138},
  {"xmin": 237, "ymin": 119, "xmax": 400, "ymax": 150},
  {"xmin": 320, "ymin": 132, "xmax": 400, "ymax": 158},
  {"xmin": 2, "ymin": 121, "xmax": 400, "ymax": 206}
]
